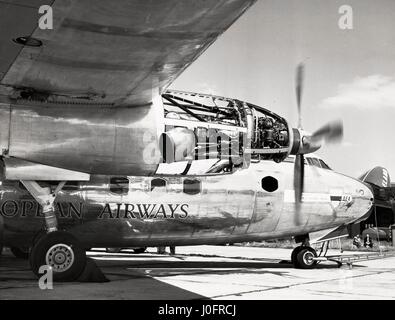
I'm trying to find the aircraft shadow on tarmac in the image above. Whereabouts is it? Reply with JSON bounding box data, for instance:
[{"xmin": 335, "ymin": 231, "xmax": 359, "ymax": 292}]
[
  {"xmin": 0, "ymin": 252, "xmax": 358, "ymax": 300},
  {"xmin": 90, "ymin": 252, "xmax": 342, "ymax": 271},
  {"xmin": 0, "ymin": 253, "xmax": 207, "ymax": 300}
]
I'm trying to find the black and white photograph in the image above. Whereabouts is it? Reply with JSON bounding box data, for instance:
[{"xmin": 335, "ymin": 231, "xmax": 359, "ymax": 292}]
[{"xmin": 0, "ymin": 0, "xmax": 395, "ymax": 306}]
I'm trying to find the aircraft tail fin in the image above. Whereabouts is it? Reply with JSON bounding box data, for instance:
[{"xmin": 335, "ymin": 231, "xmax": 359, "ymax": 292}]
[{"xmin": 359, "ymin": 166, "xmax": 391, "ymax": 188}]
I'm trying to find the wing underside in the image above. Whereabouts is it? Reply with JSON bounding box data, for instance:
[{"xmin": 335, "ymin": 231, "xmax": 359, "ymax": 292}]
[{"xmin": 0, "ymin": 0, "xmax": 256, "ymax": 106}]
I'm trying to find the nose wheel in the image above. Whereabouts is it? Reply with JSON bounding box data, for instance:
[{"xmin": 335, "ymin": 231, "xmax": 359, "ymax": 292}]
[
  {"xmin": 291, "ymin": 246, "xmax": 317, "ymax": 269},
  {"xmin": 29, "ymin": 231, "xmax": 86, "ymax": 281}
]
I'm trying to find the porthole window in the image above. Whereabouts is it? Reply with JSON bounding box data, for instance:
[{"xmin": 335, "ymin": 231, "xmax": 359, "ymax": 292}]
[
  {"xmin": 183, "ymin": 179, "xmax": 201, "ymax": 195},
  {"xmin": 110, "ymin": 177, "xmax": 129, "ymax": 195},
  {"xmin": 151, "ymin": 178, "xmax": 167, "ymax": 191},
  {"xmin": 261, "ymin": 176, "xmax": 278, "ymax": 192}
]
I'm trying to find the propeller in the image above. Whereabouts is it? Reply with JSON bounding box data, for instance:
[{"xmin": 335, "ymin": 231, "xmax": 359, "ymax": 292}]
[
  {"xmin": 293, "ymin": 63, "xmax": 305, "ymax": 225},
  {"xmin": 292, "ymin": 63, "xmax": 343, "ymax": 225},
  {"xmin": 295, "ymin": 63, "xmax": 304, "ymax": 129}
]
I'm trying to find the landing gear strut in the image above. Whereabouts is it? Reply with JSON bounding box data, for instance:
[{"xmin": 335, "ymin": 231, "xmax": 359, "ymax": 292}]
[{"xmin": 21, "ymin": 180, "xmax": 87, "ymax": 281}]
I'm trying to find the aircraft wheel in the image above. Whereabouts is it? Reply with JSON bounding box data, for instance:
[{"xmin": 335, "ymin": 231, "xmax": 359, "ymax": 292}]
[
  {"xmin": 29, "ymin": 231, "xmax": 86, "ymax": 282},
  {"xmin": 291, "ymin": 246, "xmax": 304, "ymax": 267},
  {"xmin": 295, "ymin": 247, "xmax": 317, "ymax": 269},
  {"xmin": 10, "ymin": 246, "xmax": 30, "ymax": 260},
  {"xmin": 133, "ymin": 247, "xmax": 146, "ymax": 254}
]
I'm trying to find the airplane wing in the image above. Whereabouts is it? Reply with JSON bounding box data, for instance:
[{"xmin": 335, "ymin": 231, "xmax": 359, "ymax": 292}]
[{"xmin": 0, "ymin": 0, "xmax": 256, "ymax": 106}]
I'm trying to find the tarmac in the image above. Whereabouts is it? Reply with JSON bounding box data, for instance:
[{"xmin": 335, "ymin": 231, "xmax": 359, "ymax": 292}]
[{"xmin": 1, "ymin": 245, "xmax": 395, "ymax": 300}]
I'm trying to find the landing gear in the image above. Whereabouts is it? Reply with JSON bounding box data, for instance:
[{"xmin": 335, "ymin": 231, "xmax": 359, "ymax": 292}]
[
  {"xmin": 20, "ymin": 180, "xmax": 86, "ymax": 281},
  {"xmin": 20, "ymin": 180, "xmax": 66, "ymax": 233},
  {"xmin": 29, "ymin": 231, "xmax": 86, "ymax": 282},
  {"xmin": 291, "ymin": 246, "xmax": 317, "ymax": 269},
  {"xmin": 10, "ymin": 246, "xmax": 30, "ymax": 260}
]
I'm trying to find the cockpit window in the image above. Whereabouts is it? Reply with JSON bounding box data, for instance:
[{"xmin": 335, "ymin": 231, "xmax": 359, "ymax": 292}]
[
  {"xmin": 284, "ymin": 156, "xmax": 308, "ymax": 165},
  {"xmin": 319, "ymin": 159, "xmax": 332, "ymax": 170},
  {"xmin": 307, "ymin": 158, "xmax": 321, "ymax": 168},
  {"xmin": 282, "ymin": 156, "xmax": 332, "ymax": 170}
]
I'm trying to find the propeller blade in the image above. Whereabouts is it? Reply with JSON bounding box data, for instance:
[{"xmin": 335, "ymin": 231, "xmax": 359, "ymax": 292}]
[
  {"xmin": 295, "ymin": 63, "xmax": 304, "ymax": 129},
  {"xmin": 311, "ymin": 119, "xmax": 343, "ymax": 144},
  {"xmin": 293, "ymin": 154, "xmax": 304, "ymax": 225}
]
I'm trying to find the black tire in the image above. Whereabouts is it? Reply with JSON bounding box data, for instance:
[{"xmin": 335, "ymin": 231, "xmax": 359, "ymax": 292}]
[
  {"xmin": 10, "ymin": 246, "xmax": 30, "ymax": 260},
  {"xmin": 133, "ymin": 247, "xmax": 146, "ymax": 254},
  {"xmin": 29, "ymin": 231, "xmax": 86, "ymax": 282},
  {"xmin": 296, "ymin": 247, "xmax": 317, "ymax": 269},
  {"xmin": 291, "ymin": 246, "xmax": 304, "ymax": 268}
]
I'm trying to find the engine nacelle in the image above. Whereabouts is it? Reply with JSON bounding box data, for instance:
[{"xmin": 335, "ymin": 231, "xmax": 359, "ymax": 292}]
[{"xmin": 161, "ymin": 90, "xmax": 293, "ymax": 167}]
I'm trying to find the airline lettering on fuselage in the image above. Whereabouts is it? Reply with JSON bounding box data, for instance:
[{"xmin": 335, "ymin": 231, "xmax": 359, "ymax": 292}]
[
  {"xmin": 0, "ymin": 200, "xmax": 83, "ymax": 218},
  {"xmin": 0, "ymin": 200, "xmax": 189, "ymax": 220},
  {"xmin": 98, "ymin": 203, "xmax": 189, "ymax": 219}
]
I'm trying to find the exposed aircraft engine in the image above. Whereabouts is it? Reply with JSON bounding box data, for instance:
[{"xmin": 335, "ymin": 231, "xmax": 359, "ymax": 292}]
[
  {"xmin": 252, "ymin": 116, "xmax": 289, "ymax": 151},
  {"xmin": 161, "ymin": 87, "xmax": 343, "ymax": 176},
  {"xmin": 162, "ymin": 90, "xmax": 292, "ymax": 166},
  {"xmin": 159, "ymin": 127, "xmax": 196, "ymax": 163}
]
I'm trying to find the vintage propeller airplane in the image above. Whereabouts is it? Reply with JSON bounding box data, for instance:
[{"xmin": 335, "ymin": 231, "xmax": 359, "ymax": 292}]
[{"xmin": 0, "ymin": 0, "xmax": 373, "ymax": 281}]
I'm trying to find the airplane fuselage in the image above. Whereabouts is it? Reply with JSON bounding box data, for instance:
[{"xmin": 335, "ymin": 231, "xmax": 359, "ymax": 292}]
[{"xmin": 1, "ymin": 160, "xmax": 373, "ymax": 248}]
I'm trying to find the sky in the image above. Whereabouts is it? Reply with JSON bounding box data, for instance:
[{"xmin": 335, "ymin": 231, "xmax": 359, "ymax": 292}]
[{"xmin": 170, "ymin": 0, "xmax": 395, "ymax": 180}]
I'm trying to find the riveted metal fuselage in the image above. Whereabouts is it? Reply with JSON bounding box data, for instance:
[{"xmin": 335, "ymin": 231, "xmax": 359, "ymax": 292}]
[{"xmin": 1, "ymin": 161, "xmax": 373, "ymax": 248}]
